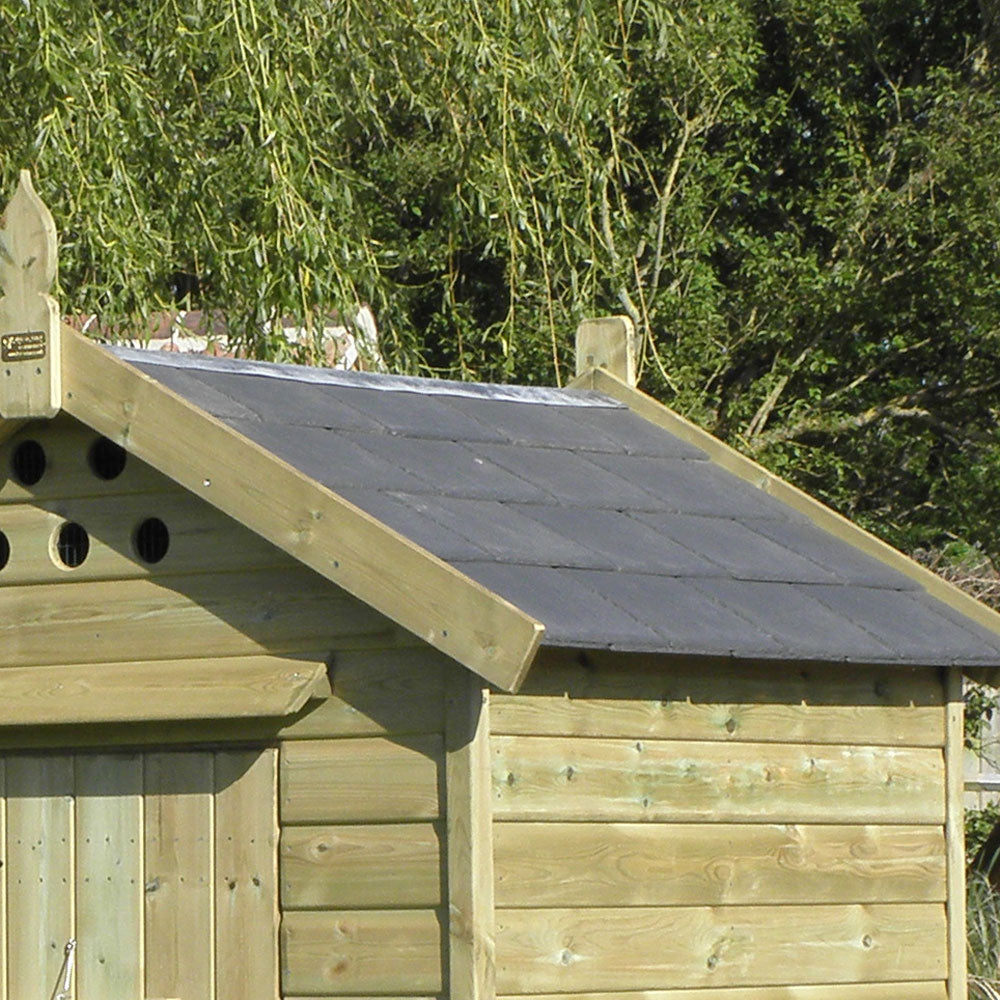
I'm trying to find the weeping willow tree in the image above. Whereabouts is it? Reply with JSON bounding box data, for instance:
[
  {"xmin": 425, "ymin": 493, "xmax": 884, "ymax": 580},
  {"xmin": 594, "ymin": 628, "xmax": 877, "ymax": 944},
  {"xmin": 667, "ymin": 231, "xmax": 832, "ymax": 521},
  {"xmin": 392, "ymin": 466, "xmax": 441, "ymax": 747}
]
[{"xmin": 4, "ymin": 0, "xmax": 1000, "ymax": 558}]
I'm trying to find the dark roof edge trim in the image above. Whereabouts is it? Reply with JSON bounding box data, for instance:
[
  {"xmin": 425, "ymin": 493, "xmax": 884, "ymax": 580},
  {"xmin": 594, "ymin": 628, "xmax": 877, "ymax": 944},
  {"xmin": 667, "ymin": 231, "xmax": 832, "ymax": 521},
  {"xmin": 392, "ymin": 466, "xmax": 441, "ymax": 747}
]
[
  {"xmin": 574, "ymin": 366, "xmax": 1000, "ymax": 678},
  {"xmin": 111, "ymin": 346, "xmax": 621, "ymax": 409},
  {"xmin": 60, "ymin": 327, "xmax": 545, "ymax": 692}
]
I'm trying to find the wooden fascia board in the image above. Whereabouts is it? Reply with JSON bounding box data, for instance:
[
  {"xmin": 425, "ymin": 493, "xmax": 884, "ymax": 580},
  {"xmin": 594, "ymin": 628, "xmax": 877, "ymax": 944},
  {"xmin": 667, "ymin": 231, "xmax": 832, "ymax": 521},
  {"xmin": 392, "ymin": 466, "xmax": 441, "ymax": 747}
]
[
  {"xmin": 572, "ymin": 366, "xmax": 1000, "ymax": 675},
  {"xmin": 0, "ymin": 654, "xmax": 331, "ymax": 726},
  {"xmin": 60, "ymin": 328, "xmax": 544, "ymax": 692}
]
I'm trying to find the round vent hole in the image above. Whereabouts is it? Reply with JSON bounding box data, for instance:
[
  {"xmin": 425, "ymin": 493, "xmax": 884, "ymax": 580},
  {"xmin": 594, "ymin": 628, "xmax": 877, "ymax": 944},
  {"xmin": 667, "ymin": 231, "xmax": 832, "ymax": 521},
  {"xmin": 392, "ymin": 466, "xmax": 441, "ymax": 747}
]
[
  {"xmin": 88, "ymin": 437, "xmax": 127, "ymax": 480},
  {"xmin": 134, "ymin": 518, "xmax": 169, "ymax": 564},
  {"xmin": 11, "ymin": 440, "xmax": 46, "ymax": 486},
  {"xmin": 56, "ymin": 522, "xmax": 90, "ymax": 568},
  {"xmin": 0, "ymin": 531, "xmax": 8, "ymax": 571}
]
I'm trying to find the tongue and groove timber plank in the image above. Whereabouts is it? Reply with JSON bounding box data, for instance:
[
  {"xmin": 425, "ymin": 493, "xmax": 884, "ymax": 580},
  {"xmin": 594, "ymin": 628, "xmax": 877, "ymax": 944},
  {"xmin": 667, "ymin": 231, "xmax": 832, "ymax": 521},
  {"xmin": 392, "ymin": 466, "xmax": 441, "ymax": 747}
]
[
  {"xmin": 491, "ymin": 735, "xmax": 944, "ymax": 825},
  {"xmin": 493, "ymin": 822, "xmax": 946, "ymax": 907}
]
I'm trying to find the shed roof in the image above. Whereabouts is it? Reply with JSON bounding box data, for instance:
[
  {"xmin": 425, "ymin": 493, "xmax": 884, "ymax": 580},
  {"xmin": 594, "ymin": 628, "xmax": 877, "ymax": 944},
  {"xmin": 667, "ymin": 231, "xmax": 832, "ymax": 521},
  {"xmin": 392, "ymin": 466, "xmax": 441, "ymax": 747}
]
[{"xmin": 115, "ymin": 347, "xmax": 1000, "ymax": 673}]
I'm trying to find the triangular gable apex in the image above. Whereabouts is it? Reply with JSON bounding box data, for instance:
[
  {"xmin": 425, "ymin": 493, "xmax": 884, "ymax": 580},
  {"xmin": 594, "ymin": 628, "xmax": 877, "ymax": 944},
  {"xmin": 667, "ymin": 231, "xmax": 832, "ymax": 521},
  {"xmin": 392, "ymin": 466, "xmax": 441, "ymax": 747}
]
[{"xmin": 57, "ymin": 326, "xmax": 544, "ymax": 692}]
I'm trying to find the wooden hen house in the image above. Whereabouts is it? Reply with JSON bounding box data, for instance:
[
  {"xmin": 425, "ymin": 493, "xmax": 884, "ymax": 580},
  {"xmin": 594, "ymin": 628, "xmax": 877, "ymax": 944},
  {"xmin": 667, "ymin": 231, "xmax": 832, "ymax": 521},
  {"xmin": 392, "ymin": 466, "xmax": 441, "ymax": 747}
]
[{"xmin": 0, "ymin": 171, "xmax": 994, "ymax": 1000}]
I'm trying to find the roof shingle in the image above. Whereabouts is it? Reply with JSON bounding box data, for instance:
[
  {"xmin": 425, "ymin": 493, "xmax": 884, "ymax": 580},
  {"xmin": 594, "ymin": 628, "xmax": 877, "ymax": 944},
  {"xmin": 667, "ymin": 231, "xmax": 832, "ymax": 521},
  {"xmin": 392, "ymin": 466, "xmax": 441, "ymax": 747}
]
[{"xmin": 120, "ymin": 347, "xmax": 1000, "ymax": 667}]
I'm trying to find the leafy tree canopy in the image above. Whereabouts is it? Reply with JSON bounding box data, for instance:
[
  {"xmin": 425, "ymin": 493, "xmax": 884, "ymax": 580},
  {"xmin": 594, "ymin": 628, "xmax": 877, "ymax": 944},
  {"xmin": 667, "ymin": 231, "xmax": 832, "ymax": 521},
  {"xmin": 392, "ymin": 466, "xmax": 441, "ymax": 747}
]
[{"xmin": 3, "ymin": 0, "xmax": 1000, "ymax": 558}]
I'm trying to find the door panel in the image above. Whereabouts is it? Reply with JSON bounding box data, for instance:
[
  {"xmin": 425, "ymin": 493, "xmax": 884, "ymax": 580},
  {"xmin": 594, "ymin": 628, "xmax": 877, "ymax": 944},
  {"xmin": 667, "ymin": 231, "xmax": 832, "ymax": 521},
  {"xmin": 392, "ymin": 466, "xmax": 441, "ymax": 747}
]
[{"xmin": 1, "ymin": 748, "xmax": 277, "ymax": 1000}]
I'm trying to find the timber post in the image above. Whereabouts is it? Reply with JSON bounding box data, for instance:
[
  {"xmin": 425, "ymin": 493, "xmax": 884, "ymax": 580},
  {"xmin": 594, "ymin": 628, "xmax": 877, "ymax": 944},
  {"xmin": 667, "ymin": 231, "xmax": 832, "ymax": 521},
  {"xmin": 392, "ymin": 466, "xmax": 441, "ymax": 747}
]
[
  {"xmin": 0, "ymin": 170, "xmax": 61, "ymax": 419},
  {"xmin": 575, "ymin": 314, "xmax": 639, "ymax": 386}
]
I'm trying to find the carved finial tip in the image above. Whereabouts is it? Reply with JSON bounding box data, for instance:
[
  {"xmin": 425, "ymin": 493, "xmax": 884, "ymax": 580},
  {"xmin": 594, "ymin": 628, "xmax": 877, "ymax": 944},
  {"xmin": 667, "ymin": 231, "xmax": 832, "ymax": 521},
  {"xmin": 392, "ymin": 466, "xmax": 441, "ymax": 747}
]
[{"xmin": 2, "ymin": 169, "xmax": 57, "ymax": 289}]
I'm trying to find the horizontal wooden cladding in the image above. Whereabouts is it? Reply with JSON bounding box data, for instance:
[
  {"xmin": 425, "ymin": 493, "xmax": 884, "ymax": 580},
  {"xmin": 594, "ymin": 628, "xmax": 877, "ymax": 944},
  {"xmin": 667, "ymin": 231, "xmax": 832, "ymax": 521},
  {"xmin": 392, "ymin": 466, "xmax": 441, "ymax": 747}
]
[
  {"xmin": 281, "ymin": 909, "xmax": 443, "ymax": 995},
  {"xmin": 0, "ymin": 653, "xmax": 329, "ymax": 726},
  {"xmin": 0, "ymin": 415, "xmax": 174, "ymax": 502},
  {"xmin": 495, "ymin": 903, "xmax": 946, "ymax": 993},
  {"xmin": 521, "ymin": 649, "xmax": 945, "ymax": 709},
  {"xmin": 281, "ymin": 736, "xmax": 443, "ymax": 823},
  {"xmin": 0, "ymin": 646, "xmax": 442, "ymax": 750},
  {"xmin": 281, "ymin": 823, "xmax": 443, "ymax": 909},
  {"xmin": 492, "ymin": 736, "xmax": 945, "ymax": 824},
  {"xmin": 0, "ymin": 567, "xmax": 392, "ymax": 668},
  {"xmin": 0, "ymin": 490, "xmax": 291, "ymax": 584},
  {"xmin": 490, "ymin": 694, "xmax": 944, "ymax": 748},
  {"xmin": 494, "ymin": 823, "xmax": 946, "ymax": 907},
  {"xmin": 498, "ymin": 983, "xmax": 947, "ymax": 1000},
  {"xmin": 280, "ymin": 647, "xmax": 449, "ymax": 740}
]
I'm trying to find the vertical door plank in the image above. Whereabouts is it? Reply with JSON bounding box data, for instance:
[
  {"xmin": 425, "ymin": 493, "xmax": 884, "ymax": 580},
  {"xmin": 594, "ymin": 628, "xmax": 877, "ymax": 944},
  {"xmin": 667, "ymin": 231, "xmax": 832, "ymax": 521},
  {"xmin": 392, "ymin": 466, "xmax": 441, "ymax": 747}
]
[
  {"xmin": 215, "ymin": 749, "xmax": 279, "ymax": 1000},
  {"xmin": 6, "ymin": 755, "xmax": 74, "ymax": 998},
  {"xmin": 144, "ymin": 752, "xmax": 215, "ymax": 1000},
  {"xmin": 75, "ymin": 753, "xmax": 144, "ymax": 999}
]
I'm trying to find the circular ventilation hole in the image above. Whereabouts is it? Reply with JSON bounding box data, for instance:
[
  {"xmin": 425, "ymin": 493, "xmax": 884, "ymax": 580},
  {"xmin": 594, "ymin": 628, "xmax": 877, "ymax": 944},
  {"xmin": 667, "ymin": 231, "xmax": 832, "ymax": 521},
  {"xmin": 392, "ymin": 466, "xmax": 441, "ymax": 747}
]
[
  {"xmin": 134, "ymin": 517, "xmax": 169, "ymax": 564},
  {"xmin": 55, "ymin": 522, "xmax": 90, "ymax": 568},
  {"xmin": 11, "ymin": 440, "xmax": 46, "ymax": 486},
  {"xmin": 0, "ymin": 530, "xmax": 8, "ymax": 571},
  {"xmin": 88, "ymin": 437, "xmax": 127, "ymax": 480}
]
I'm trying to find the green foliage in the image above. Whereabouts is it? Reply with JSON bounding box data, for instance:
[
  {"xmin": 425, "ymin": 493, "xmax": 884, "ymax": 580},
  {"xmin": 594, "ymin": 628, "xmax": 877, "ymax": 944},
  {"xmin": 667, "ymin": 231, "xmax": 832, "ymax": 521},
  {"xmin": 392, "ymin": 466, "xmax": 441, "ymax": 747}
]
[
  {"xmin": 969, "ymin": 803, "xmax": 1000, "ymax": 866},
  {"xmin": 3, "ymin": 0, "xmax": 1000, "ymax": 562},
  {"xmin": 968, "ymin": 682, "xmax": 1000, "ymax": 753},
  {"xmin": 968, "ymin": 871, "xmax": 1000, "ymax": 995}
]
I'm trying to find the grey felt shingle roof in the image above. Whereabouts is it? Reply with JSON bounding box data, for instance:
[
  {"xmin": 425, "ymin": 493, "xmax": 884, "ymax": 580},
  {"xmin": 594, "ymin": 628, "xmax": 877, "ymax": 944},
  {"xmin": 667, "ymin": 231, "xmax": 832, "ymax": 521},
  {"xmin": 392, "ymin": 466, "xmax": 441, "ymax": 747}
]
[{"xmin": 118, "ymin": 347, "xmax": 1000, "ymax": 667}]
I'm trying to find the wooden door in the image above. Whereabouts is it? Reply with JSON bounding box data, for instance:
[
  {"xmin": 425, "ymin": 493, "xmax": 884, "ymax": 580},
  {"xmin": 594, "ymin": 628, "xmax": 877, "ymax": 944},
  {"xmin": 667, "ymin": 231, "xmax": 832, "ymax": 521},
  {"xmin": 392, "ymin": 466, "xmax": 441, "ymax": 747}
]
[{"xmin": 0, "ymin": 748, "xmax": 277, "ymax": 1000}]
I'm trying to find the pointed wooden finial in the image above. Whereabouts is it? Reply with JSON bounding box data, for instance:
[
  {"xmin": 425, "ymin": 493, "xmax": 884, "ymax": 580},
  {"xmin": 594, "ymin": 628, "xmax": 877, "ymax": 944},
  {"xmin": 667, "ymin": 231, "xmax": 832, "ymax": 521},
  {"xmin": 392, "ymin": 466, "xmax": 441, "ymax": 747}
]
[{"xmin": 0, "ymin": 170, "xmax": 62, "ymax": 418}]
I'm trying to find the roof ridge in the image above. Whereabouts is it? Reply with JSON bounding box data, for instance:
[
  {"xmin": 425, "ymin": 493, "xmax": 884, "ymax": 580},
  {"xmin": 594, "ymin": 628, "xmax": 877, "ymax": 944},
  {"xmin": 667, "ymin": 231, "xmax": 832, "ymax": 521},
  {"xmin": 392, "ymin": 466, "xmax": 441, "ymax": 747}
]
[{"xmin": 109, "ymin": 346, "xmax": 622, "ymax": 408}]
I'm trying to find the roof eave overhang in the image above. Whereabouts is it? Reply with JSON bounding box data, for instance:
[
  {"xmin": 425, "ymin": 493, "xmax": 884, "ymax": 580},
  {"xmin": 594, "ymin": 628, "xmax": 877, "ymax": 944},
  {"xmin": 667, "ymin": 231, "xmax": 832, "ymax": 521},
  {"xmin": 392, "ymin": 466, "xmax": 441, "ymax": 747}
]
[
  {"xmin": 571, "ymin": 365, "xmax": 1000, "ymax": 685},
  {"xmin": 58, "ymin": 326, "xmax": 544, "ymax": 692}
]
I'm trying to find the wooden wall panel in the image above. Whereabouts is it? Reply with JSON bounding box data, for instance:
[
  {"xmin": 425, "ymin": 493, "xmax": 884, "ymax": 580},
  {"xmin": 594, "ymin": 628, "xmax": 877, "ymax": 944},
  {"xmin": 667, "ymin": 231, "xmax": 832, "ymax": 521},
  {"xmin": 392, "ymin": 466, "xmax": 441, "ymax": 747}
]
[
  {"xmin": 281, "ymin": 909, "xmax": 443, "ymax": 995},
  {"xmin": 144, "ymin": 752, "xmax": 215, "ymax": 999},
  {"xmin": 74, "ymin": 753, "xmax": 143, "ymax": 999},
  {"xmin": 281, "ymin": 736, "xmax": 443, "ymax": 824},
  {"xmin": 215, "ymin": 749, "xmax": 279, "ymax": 1000},
  {"xmin": 520, "ymin": 650, "xmax": 944, "ymax": 710},
  {"xmin": 278, "ymin": 652, "xmax": 449, "ymax": 999},
  {"xmin": 490, "ymin": 693, "xmax": 944, "ymax": 747},
  {"xmin": 495, "ymin": 904, "xmax": 947, "ymax": 993},
  {"xmin": 0, "ymin": 568, "xmax": 390, "ymax": 668},
  {"xmin": 281, "ymin": 823, "xmax": 443, "ymax": 909},
  {"xmin": 5, "ymin": 756, "xmax": 75, "ymax": 999},
  {"xmin": 0, "ymin": 491, "xmax": 289, "ymax": 585},
  {"xmin": 492, "ymin": 736, "xmax": 944, "ymax": 824},
  {"xmin": 0, "ymin": 416, "xmax": 171, "ymax": 504},
  {"xmin": 491, "ymin": 663, "xmax": 951, "ymax": 998},
  {"xmin": 494, "ymin": 822, "xmax": 946, "ymax": 907},
  {"xmin": 497, "ymin": 984, "xmax": 948, "ymax": 1000},
  {"xmin": 279, "ymin": 648, "xmax": 448, "ymax": 740}
]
